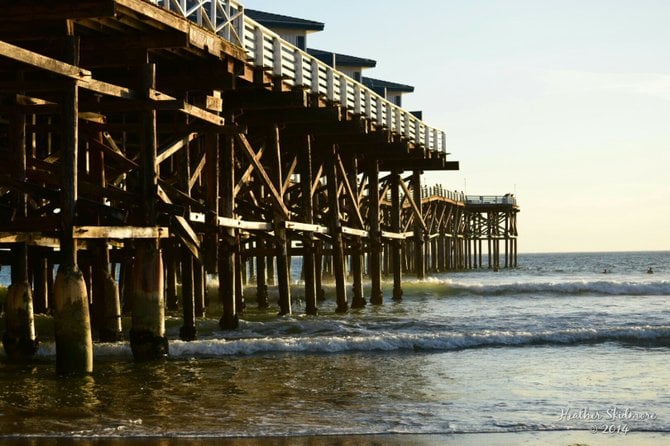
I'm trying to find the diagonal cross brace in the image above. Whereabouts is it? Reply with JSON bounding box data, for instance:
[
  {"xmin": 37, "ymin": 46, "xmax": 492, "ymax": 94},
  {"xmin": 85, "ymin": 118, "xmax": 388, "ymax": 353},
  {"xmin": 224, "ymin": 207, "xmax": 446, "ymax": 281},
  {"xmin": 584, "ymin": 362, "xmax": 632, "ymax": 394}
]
[{"xmin": 235, "ymin": 133, "xmax": 290, "ymax": 219}]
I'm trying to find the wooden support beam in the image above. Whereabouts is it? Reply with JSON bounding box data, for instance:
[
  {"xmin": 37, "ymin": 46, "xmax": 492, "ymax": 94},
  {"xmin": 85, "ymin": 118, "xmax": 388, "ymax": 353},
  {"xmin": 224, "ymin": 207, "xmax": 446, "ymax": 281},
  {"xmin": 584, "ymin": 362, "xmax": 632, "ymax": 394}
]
[
  {"xmin": 367, "ymin": 159, "xmax": 383, "ymax": 305},
  {"xmin": 336, "ymin": 154, "xmax": 365, "ymax": 229},
  {"xmin": 72, "ymin": 226, "xmax": 169, "ymax": 239},
  {"xmin": 0, "ymin": 233, "xmax": 60, "ymax": 248},
  {"xmin": 217, "ymin": 216, "xmax": 273, "ymax": 232},
  {"xmin": 158, "ymin": 100, "xmax": 225, "ymax": 127},
  {"xmin": 189, "ymin": 152, "xmax": 207, "ymax": 193},
  {"xmin": 219, "ymin": 126, "xmax": 238, "ymax": 329},
  {"xmin": 311, "ymin": 164, "xmax": 324, "ymax": 198},
  {"xmin": 300, "ymin": 135, "xmax": 318, "ymax": 315},
  {"xmin": 281, "ymin": 221, "xmax": 329, "ymax": 234},
  {"xmin": 399, "ymin": 177, "xmax": 428, "ymax": 232},
  {"xmin": 234, "ymin": 146, "xmax": 264, "ymax": 196},
  {"xmin": 326, "ymin": 146, "xmax": 348, "ymax": 313},
  {"xmin": 0, "ymin": 0, "xmax": 116, "ymax": 22},
  {"xmin": 156, "ymin": 132, "xmax": 199, "ymax": 165},
  {"xmin": 157, "ymin": 185, "xmax": 200, "ymax": 258},
  {"xmin": 282, "ymin": 156, "xmax": 298, "ymax": 195},
  {"xmin": 382, "ymin": 231, "xmax": 415, "ymax": 240},
  {"xmin": 235, "ymin": 133, "xmax": 290, "ymax": 219},
  {"xmin": 0, "ymin": 40, "xmax": 92, "ymax": 80},
  {"xmin": 341, "ymin": 226, "xmax": 369, "ymax": 237},
  {"xmin": 391, "ymin": 170, "xmax": 403, "ymax": 300}
]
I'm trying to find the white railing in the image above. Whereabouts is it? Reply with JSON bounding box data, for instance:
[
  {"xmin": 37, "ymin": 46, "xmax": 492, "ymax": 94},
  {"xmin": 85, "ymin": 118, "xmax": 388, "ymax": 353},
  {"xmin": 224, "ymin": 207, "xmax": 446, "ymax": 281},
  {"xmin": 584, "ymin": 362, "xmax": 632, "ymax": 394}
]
[
  {"xmin": 152, "ymin": 0, "xmax": 245, "ymax": 47},
  {"xmin": 465, "ymin": 195, "xmax": 517, "ymax": 206},
  {"xmin": 150, "ymin": 0, "xmax": 447, "ymax": 153}
]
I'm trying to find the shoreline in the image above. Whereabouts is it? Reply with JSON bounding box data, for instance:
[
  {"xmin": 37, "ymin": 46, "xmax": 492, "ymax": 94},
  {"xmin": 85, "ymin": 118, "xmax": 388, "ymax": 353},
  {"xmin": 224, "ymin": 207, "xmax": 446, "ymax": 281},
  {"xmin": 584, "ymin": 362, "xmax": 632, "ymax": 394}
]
[{"xmin": 1, "ymin": 432, "xmax": 670, "ymax": 446}]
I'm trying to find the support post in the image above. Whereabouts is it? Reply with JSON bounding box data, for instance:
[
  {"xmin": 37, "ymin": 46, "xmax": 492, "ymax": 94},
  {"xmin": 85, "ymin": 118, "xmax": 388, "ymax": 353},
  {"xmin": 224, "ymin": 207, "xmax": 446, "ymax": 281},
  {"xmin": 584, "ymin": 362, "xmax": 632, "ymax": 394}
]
[
  {"xmin": 348, "ymin": 158, "xmax": 365, "ymax": 309},
  {"xmin": 256, "ymin": 238, "xmax": 268, "ymax": 309},
  {"xmin": 301, "ymin": 136, "xmax": 318, "ymax": 315},
  {"xmin": 391, "ymin": 170, "xmax": 403, "ymax": 301},
  {"xmin": 368, "ymin": 160, "xmax": 383, "ymax": 304},
  {"xmin": 412, "ymin": 170, "xmax": 425, "ymax": 279},
  {"xmin": 130, "ymin": 62, "xmax": 168, "ymax": 360},
  {"xmin": 3, "ymin": 99, "xmax": 38, "ymax": 361},
  {"xmin": 53, "ymin": 38, "xmax": 93, "ymax": 373},
  {"xmin": 219, "ymin": 130, "xmax": 238, "ymax": 329},
  {"xmin": 269, "ymin": 125, "xmax": 292, "ymax": 316},
  {"xmin": 326, "ymin": 146, "xmax": 348, "ymax": 313},
  {"xmin": 179, "ymin": 247, "xmax": 196, "ymax": 341}
]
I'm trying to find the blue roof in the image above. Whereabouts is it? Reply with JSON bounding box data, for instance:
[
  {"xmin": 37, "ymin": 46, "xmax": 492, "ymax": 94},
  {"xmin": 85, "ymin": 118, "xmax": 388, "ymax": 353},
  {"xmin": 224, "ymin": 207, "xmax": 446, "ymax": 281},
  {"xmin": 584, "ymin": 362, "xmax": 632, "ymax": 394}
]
[
  {"xmin": 246, "ymin": 9, "xmax": 324, "ymax": 31},
  {"xmin": 362, "ymin": 77, "xmax": 414, "ymax": 93},
  {"xmin": 307, "ymin": 48, "xmax": 376, "ymax": 68}
]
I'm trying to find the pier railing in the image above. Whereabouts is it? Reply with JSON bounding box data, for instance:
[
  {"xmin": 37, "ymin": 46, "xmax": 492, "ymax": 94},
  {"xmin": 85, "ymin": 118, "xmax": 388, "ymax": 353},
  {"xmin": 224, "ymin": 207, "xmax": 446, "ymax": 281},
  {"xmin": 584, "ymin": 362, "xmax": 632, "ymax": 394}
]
[
  {"xmin": 465, "ymin": 195, "xmax": 517, "ymax": 206},
  {"xmin": 151, "ymin": 0, "xmax": 447, "ymax": 153}
]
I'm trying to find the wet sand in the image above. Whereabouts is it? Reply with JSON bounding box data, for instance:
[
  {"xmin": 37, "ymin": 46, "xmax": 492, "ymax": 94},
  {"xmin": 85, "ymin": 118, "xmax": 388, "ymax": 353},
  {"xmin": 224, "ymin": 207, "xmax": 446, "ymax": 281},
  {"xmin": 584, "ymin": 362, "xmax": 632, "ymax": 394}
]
[{"xmin": 1, "ymin": 432, "xmax": 669, "ymax": 446}]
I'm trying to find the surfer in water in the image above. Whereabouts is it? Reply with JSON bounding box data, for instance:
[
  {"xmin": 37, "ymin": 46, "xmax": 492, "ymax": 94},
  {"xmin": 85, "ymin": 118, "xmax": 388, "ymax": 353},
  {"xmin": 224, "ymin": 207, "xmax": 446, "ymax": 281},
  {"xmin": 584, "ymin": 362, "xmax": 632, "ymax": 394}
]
[{"xmin": 647, "ymin": 267, "xmax": 654, "ymax": 274}]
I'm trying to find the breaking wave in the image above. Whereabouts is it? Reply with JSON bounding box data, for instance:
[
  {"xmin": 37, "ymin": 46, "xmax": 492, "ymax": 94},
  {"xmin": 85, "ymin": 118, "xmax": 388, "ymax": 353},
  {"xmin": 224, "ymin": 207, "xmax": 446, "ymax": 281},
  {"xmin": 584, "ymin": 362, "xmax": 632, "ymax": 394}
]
[
  {"xmin": 28, "ymin": 325, "xmax": 670, "ymax": 359},
  {"xmin": 420, "ymin": 279, "xmax": 670, "ymax": 297}
]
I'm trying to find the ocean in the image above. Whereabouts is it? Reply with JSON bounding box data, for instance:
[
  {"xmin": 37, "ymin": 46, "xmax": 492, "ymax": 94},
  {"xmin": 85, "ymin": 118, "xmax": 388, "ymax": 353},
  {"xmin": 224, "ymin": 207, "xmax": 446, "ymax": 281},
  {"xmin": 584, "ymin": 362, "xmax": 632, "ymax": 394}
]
[{"xmin": 1, "ymin": 251, "xmax": 669, "ymax": 442}]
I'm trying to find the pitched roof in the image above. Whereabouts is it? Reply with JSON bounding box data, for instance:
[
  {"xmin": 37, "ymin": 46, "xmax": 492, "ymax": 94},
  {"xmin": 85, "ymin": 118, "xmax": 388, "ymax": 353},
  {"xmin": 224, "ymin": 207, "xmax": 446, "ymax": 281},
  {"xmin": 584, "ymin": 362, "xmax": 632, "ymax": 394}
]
[
  {"xmin": 362, "ymin": 77, "xmax": 415, "ymax": 93},
  {"xmin": 307, "ymin": 48, "xmax": 376, "ymax": 68},
  {"xmin": 246, "ymin": 9, "xmax": 324, "ymax": 31}
]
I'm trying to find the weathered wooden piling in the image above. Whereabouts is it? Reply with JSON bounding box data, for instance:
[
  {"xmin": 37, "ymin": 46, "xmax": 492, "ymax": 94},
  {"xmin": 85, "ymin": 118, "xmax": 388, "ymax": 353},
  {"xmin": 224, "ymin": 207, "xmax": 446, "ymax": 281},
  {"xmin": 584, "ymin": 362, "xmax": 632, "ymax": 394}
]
[
  {"xmin": 129, "ymin": 63, "xmax": 168, "ymax": 360},
  {"xmin": 2, "ymin": 96, "xmax": 37, "ymax": 361},
  {"xmin": 129, "ymin": 242, "xmax": 168, "ymax": 360},
  {"xmin": 301, "ymin": 136, "xmax": 318, "ymax": 315},
  {"xmin": 326, "ymin": 146, "xmax": 348, "ymax": 313},
  {"xmin": 51, "ymin": 36, "xmax": 93, "ymax": 373},
  {"xmin": 179, "ymin": 248, "xmax": 197, "ymax": 341},
  {"xmin": 368, "ymin": 160, "xmax": 383, "ymax": 305},
  {"xmin": 219, "ymin": 131, "xmax": 238, "ymax": 329},
  {"xmin": 390, "ymin": 171, "xmax": 403, "ymax": 300}
]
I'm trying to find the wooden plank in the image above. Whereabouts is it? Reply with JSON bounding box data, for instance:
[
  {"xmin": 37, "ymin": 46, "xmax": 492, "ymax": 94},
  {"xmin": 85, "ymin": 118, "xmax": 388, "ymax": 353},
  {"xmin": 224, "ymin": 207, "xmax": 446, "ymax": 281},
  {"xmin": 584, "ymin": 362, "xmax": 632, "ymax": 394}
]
[
  {"xmin": 217, "ymin": 217, "xmax": 273, "ymax": 231},
  {"xmin": 158, "ymin": 100, "xmax": 225, "ymax": 126},
  {"xmin": 87, "ymin": 138, "xmax": 139, "ymax": 171},
  {"xmin": 189, "ymin": 212, "xmax": 206, "ymax": 223},
  {"xmin": 399, "ymin": 177, "xmax": 427, "ymax": 231},
  {"xmin": 281, "ymin": 221, "xmax": 329, "ymax": 234},
  {"xmin": 81, "ymin": 78, "xmax": 135, "ymax": 99},
  {"xmin": 72, "ymin": 226, "xmax": 169, "ymax": 239},
  {"xmin": 341, "ymin": 226, "xmax": 369, "ymax": 237},
  {"xmin": 0, "ymin": 233, "xmax": 60, "ymax": 248},
  {"xmin": 156, "ymin": 132, "xmax": 199, "ymax": 164},
  {"xmin": 382, "ymin": 231, "xmax": 414, "ymax": 240},
  {"xmin": 282, "ymin": 156, "xmax": 298, "ymax": 195},
  {"xmin": 234, "ymin": 145, "xmax": 264, "ymax": 196},
  {"xmin": 157, "ymin": 185, "xmax": 200, "ymax": 257},
  {"xmin": 0, "ymin": 0, "xmax": 116, "ymax": 22},
  {"xmin": 0, "ymin": 40, "xmax": 91, "ymax": 80},
  {"xmin": 189, "ymin": 152, "xmax": 207, "ymax": 192},
  {"xmin": 336, "ymin": 154, "xmax": 365, "ymax": 228}
]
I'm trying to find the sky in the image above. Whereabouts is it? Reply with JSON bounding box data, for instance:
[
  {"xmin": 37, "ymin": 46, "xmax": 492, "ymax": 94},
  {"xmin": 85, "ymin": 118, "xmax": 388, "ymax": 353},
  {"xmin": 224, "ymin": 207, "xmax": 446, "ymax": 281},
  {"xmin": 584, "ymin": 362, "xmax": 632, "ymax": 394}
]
[{"xmin": 243, "ymin": 0, "xmax": 670, "ymax": 253}]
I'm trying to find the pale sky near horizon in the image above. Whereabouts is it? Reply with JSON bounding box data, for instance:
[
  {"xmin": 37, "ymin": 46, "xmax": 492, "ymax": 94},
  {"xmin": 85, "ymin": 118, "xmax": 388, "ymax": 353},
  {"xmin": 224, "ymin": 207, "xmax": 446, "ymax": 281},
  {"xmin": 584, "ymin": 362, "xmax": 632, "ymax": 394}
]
[{"xmin": 244, "ymin": 0, "xmax": 670, "ymax": 253}]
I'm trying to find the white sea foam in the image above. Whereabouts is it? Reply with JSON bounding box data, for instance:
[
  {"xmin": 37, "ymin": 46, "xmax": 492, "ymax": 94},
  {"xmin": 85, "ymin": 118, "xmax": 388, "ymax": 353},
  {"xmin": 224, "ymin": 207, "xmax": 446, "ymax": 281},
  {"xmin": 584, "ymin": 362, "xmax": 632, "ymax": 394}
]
[
  {"xmin": 422, "ymin": 279, "xmax": 670, "ymax": 296},
  {"xmin": 25, "ymin": 325, "xmax": 669, "ymax": 360}
]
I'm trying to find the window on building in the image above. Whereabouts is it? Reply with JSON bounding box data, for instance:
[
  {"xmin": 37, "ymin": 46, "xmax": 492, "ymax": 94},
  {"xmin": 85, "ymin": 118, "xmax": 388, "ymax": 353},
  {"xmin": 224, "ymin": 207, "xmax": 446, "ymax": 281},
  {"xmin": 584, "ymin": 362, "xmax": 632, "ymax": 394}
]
[{"xmin": 296, "ymin": 35, "xmax": 306, "ymax": 50}]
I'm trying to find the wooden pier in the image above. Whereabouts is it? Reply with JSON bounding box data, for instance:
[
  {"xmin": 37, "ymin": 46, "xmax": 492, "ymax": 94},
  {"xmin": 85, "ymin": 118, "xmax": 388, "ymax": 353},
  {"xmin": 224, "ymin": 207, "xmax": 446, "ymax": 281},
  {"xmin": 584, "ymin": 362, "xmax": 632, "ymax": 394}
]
[{"xmin": 0, "ymin": 0, "xmax": 518, "ymax": 372}]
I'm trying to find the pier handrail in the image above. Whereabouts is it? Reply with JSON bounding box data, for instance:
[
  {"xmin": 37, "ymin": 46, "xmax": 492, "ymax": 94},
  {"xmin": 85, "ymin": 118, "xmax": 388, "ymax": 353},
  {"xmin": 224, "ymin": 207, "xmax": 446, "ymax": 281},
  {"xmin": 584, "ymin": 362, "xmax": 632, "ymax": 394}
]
[
  {"xmin": 465, "ymin": 195, "xmax": 517, "ymax": 206},
  {"xmin": 152, "ymin": 0, "xmax": 246, "ymax": 46},
  {"xmin": 151, "ymin": 0, "xmax": 447, "ymax": 153}
]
